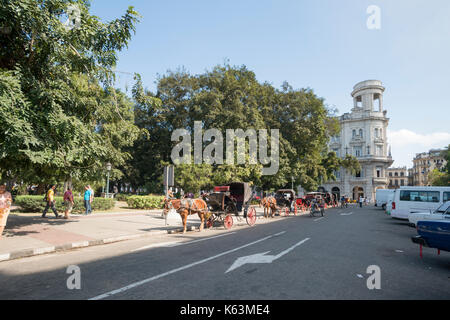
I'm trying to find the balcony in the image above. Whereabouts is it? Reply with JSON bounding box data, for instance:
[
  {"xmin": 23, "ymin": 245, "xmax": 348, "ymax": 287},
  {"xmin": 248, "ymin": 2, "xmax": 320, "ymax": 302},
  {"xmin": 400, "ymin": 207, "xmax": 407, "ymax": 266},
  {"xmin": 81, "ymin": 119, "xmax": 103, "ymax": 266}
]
[
  {"xmin": 351, "ymin": 135, "xmax": 364, "ymax": 142},
  {"xmin": 349, "ymin": 177, "xmax": 366, "ymax": 184},
  {"xmin": 373, "ymin": 177, "xmax": 389, "ymax": 185}
]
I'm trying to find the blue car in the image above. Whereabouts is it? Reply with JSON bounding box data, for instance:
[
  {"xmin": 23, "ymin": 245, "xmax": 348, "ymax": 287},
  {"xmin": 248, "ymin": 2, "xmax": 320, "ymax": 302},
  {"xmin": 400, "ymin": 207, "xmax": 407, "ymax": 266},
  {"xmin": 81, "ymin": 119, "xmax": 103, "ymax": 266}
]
[{"xmin": 411, "ymin": 220, "xmax": 450, "ymax": 252}]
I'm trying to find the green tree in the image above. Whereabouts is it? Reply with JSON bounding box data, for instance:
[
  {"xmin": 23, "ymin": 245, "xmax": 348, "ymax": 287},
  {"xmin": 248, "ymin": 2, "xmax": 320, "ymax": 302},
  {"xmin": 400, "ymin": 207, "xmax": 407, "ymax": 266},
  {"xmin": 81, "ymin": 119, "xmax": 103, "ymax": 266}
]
[
  {"xmin": 129, "ymin": 64, "xmax": 353, "ymax": 193},
  {"xmin": 0, "ymin": 0, "xmax": 141, "ymax": 190},
  {"xmin": 429, "ymin": 145, "xmax": 450, "ymax": 186}
]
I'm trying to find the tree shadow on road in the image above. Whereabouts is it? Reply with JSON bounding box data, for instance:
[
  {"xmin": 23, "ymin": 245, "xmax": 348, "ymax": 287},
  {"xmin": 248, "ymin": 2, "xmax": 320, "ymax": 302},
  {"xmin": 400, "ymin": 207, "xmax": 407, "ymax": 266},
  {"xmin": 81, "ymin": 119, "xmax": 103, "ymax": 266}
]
[{"xmin": 3, "ymin": 214, "xmax": 78, "ymax": 237}]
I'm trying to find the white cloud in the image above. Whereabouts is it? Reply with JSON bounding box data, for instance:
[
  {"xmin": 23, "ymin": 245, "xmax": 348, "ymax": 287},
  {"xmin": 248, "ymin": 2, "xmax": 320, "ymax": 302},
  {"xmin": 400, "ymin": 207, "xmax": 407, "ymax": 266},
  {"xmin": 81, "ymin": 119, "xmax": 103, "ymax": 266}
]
[{"xmin": 387, "ymin": 129, "xmax": 450, "ymax": 168}]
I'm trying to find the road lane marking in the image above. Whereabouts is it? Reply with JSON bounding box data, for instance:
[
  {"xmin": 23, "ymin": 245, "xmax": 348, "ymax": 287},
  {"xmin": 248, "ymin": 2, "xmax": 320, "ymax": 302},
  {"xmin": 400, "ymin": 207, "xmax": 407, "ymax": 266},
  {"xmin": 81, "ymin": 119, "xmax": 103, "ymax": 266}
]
[
  {"xmin": 130, "ymin": 241, "xmax": 181, "ymax": 252},
  {"xmin": 170, "ymin": 232, "xmax": 237, "ymax": 247},
  {"xmin": 340, "ymin": 212, "xmax": 353, "ymax": 216},
  {"xmin": 90, "ymin": 231, "xmax": 286, "ymax": 300},
  {"xmin": 313, "ymin": 217, "xmax": 324, "ymax": 222},
  {"xmin": 226, "ymin": 238, "xmax": 310, "ymax": 273},
  {"xmin": 130, "ymin": 232, "xmax": 237, "ymax": 252}
]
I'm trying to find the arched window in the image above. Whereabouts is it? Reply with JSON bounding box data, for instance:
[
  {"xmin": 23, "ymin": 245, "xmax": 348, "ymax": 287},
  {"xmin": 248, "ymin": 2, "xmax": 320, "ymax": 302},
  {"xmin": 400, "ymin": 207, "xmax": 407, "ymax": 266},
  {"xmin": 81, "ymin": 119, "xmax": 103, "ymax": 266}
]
[
  {"xmin": 359, "ymin": 129, "xmax": 363, "ymax": 138},
  {"xmin": 375, "ymin": 128, "xmax": 379, "ymax": 138},
  {"xmin": 352, "ymin": 129, "xmax": 356, "ymax": 137},
  {"xmin": 379, "ymin": 128, "xmax": 382, "ymax": 138}
]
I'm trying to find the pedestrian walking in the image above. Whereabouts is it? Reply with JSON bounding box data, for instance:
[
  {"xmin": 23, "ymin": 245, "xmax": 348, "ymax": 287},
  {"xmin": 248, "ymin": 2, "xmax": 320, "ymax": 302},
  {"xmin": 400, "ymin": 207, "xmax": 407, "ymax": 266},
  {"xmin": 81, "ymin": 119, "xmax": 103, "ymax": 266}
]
[
  {"xmin": 0, "ymin": 183, "xmax": 12, "ymax": 239},
  {"xmin": 63, "ymin": 187, "xmax": 74, "ymax": 219},
  {"xmin": 359, "ymin": 196, "xmax": 364, "ymax": 208},
  {"xmin": 42, "ymin": 185, "xmax": 60, "ymax": 218},
  {"xmin": 84, "ymin": 185, "xmax": 93, "ymax": 215}
]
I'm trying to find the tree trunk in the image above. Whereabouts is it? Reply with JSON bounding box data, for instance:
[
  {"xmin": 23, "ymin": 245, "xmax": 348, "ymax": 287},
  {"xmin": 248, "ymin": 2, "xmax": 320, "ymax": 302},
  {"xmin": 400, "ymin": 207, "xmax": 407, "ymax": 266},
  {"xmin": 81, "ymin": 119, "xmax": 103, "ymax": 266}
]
[{"xmin": 37, "ymin": 183, "xmax": 46, "ymax": 195}]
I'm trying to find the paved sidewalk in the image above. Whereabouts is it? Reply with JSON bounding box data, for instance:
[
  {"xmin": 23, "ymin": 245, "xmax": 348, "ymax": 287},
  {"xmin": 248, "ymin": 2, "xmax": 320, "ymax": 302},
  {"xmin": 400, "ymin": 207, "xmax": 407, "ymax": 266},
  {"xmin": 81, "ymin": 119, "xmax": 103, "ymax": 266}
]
[{"xmin": 0, "ymin": 209, "xmax": 205, "ymax": 262}]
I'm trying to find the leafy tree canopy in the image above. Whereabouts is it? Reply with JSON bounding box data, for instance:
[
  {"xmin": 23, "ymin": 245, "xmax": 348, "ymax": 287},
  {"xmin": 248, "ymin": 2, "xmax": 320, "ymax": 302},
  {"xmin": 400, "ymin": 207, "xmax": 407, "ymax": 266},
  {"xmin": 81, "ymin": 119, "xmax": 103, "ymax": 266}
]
[
  {"xmin": 128, "ymin": 64, "xmax": 359, "ymax": 193},
  {"xmin": 0, "ymin": 0, "xmax": 142, "ymax": 188}
]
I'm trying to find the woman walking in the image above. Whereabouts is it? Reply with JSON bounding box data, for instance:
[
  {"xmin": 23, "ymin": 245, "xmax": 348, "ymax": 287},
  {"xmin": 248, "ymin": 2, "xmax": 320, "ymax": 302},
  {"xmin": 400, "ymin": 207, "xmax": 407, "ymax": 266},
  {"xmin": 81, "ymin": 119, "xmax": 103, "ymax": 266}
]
[{"xmin": 63, "ymin": 187, "xmax": 74, "ymax": 219}]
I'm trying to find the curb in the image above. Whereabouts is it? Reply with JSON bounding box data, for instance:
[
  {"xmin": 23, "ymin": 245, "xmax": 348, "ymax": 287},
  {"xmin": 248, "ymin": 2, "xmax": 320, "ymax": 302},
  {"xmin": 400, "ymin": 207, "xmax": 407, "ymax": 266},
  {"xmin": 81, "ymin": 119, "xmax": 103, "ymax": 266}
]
[{"xmin": 0, "ymin": 229, "xmax": 172, "ymax": 263}]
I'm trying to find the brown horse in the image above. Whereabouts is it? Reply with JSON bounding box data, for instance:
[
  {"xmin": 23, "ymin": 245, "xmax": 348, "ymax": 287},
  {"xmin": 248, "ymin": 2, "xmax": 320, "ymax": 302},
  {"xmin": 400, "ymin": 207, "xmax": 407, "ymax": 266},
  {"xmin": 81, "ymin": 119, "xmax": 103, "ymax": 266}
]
[
  {"xmin": 261, "ymin": 196, "xmax": 277, "ymax": 218},
  {"xmin": 163, "ymin": 197, "xmax": 208, "ymax": 233}
]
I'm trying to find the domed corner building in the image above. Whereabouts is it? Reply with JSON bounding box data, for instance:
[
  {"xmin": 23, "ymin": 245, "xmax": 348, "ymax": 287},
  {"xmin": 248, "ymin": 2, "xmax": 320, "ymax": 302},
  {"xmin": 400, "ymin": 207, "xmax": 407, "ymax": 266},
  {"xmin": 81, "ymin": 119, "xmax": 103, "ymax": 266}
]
[{"xmin": 319, "ymin": 80, "xmax": 394, "ymax": 203}]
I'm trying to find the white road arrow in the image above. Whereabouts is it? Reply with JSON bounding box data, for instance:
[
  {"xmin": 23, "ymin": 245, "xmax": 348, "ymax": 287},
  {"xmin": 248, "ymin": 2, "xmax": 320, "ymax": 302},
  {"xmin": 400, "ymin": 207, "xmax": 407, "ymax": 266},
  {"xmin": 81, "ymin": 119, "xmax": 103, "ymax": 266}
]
[{"xmin": 225, "ymin": 238, "xmax": 310, "ymax": 273}]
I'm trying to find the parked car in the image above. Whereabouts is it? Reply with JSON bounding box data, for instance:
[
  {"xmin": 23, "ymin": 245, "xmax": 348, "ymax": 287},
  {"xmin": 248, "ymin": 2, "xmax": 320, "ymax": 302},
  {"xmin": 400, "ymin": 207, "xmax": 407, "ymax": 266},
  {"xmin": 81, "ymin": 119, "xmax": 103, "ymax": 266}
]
[
  {"xmin": 390, "ymin": 186, "xmax": 450, "ymax": 220},
  {"xmin": 408, "ymin": 201, "xmax": 450, "ymax": 227},
  {"xmin": 412, "ymin": 220, "xmax": 450, "ymax": 253},
  {"xmin": 375, "ymin": 189, "xmax": 395, "ymax": 210}
]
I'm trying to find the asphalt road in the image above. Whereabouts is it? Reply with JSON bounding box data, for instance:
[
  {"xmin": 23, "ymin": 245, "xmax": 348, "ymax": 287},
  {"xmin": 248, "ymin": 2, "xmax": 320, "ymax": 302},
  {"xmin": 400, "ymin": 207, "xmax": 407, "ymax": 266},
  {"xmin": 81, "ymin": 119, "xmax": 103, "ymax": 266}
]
[{"xmin": 0, "ymin": 205, "xmax": 449, "ymax": 300}]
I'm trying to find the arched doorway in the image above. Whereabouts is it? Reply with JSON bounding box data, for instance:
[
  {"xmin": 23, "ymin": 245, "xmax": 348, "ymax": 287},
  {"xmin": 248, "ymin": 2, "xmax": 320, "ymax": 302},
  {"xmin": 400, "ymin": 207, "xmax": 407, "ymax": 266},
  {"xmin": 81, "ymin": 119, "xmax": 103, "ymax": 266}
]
[
  {"xmin": 353, "ymin": 187, "xmax": 364, "ymax": 201},
  {"xmin": 331, "ymin": 187, "xmax": 340, "ymax": 200}
]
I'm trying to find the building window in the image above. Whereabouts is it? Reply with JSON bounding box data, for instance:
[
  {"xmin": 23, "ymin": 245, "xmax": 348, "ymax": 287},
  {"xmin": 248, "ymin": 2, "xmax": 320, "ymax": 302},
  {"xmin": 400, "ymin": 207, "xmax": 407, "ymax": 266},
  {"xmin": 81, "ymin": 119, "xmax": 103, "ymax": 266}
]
[
  {"xmin": 352, "ymin": 130, "xmax": 356, "ymax": 138},
  {"xmin": 376, "ymin": 145, "xmax": 382, "ymax": 156},
  {"xmin": 401, "ymin": 180, "xmax": 405, "ymax": 186},
  {"xmin": 354, "ymin": 146, "xmax": 362, "ymax": 157},
  {"xmin": 375, "ymin": 128, "xmax": 379, "ymax": 138},
  {"xmin": 389, "ymin": 172, "xmax": 392, "ymax": 177},
  {"xmin": 359, "ymin": 129, "xmax": 363, "ymax": 138},
  {"xmin": 376, "ymin": 167, "xmax": 382, "ymax": 178}
]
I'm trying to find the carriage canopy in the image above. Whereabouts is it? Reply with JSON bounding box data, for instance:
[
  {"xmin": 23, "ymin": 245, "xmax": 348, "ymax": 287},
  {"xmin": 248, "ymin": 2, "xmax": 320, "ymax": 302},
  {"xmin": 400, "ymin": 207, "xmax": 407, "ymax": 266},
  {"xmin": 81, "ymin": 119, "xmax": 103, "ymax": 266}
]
[
  {"xmin": 276, "ymin": 189, "xmax": 296, "ymax": 199},
  {"xmin": 227, "ymin": 182, "xmax": 253, "ymax": 205}
]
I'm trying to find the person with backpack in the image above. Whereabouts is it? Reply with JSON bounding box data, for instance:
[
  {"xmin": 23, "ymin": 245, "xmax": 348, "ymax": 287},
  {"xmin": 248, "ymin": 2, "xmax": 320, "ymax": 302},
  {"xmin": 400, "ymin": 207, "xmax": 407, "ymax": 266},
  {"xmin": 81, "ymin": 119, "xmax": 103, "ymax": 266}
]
[{"xmin": 42, "ymin": 185, "xmax": 60, "ymax": 218}]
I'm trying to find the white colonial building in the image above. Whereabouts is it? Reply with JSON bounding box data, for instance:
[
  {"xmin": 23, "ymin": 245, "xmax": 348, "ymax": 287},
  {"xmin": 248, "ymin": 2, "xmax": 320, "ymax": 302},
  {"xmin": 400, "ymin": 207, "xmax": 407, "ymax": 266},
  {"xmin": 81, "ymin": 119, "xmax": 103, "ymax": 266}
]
[{"xmin": 320, "ymin": 80, "xmax": 393, "ymax": 202}]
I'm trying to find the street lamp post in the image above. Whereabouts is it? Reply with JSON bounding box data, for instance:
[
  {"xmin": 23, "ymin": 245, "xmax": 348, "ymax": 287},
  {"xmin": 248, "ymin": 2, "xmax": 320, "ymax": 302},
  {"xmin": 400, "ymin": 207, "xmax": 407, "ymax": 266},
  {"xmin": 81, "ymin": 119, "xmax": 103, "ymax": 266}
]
[{"xmin": 106, "ymin": 162, "xmax": 112, "ymax": 198}]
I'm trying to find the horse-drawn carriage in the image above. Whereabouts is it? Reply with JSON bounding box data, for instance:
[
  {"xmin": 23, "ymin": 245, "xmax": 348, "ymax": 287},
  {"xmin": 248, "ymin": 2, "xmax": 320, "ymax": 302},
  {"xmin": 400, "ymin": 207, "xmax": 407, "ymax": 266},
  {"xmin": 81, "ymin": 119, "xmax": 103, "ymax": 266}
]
[
  {"xmin": 274, "ymin": 189, "xmax": 298, "ymax": 216},
  {"xmin": 202, "ymin": 182, "xmax": 257, "ymax": 230}
]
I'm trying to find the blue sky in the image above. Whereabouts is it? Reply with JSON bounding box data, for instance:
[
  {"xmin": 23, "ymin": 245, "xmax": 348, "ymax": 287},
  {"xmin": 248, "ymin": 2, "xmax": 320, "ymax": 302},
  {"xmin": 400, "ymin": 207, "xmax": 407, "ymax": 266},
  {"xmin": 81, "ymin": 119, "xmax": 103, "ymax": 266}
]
[{"xmin": 90, "ymin": 0, "xmax": 450, "ymax": 168}]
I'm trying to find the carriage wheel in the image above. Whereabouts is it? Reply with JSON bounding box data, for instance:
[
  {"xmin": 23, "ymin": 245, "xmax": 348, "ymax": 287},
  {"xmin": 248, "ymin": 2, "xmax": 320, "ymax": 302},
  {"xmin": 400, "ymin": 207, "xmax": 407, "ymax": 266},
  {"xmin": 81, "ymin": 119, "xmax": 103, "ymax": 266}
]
[
  {"xmin": 246, "ymin": 207, "xmax": 257, "ymax": 226},
  {"xmin": 206, "ymin": 216, "xmax": 214, "ymax": 229},
  {"xmin": 224, "ymin": 214, "xmax": 234, "ymax": 230}
]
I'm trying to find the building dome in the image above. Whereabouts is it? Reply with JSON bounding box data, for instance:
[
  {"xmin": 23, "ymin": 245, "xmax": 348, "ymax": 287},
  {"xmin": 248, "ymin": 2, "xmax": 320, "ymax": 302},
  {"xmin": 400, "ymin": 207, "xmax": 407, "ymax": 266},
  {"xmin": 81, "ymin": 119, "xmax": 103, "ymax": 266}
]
[{"xmin": 351, "ymin": 80, "xmax": 385, "ymax": 112}]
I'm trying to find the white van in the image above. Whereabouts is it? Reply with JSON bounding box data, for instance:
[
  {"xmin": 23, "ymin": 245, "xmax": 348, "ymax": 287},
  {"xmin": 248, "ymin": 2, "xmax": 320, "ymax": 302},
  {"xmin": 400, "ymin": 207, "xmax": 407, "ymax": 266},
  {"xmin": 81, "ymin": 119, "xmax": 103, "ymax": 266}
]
[
  {"xmin": 390, "ymin": 186, "xmax": 450, "ymax": 220},
  {"xmin": 375, "ymin": 189, "xmax": 395, "ymax": 210}
]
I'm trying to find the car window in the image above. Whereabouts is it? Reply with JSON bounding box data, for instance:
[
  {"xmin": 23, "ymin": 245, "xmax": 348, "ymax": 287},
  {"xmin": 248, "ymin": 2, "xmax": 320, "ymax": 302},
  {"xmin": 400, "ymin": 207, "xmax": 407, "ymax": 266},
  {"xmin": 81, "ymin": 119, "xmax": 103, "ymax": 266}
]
[
  {"xmin": 436, "ymin": 202, "xmax": 450, "ymax": 213},
  {"xmin": 428, "ymin": 191, "xmax": 440, "ymax": 202},
  {"xmin": 444, "ymin": 192, "xmax": 450, "ymax": 202},
  {"xmin": 400, "ymin": 190, "xmax": 440, "ymax": 202}
]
